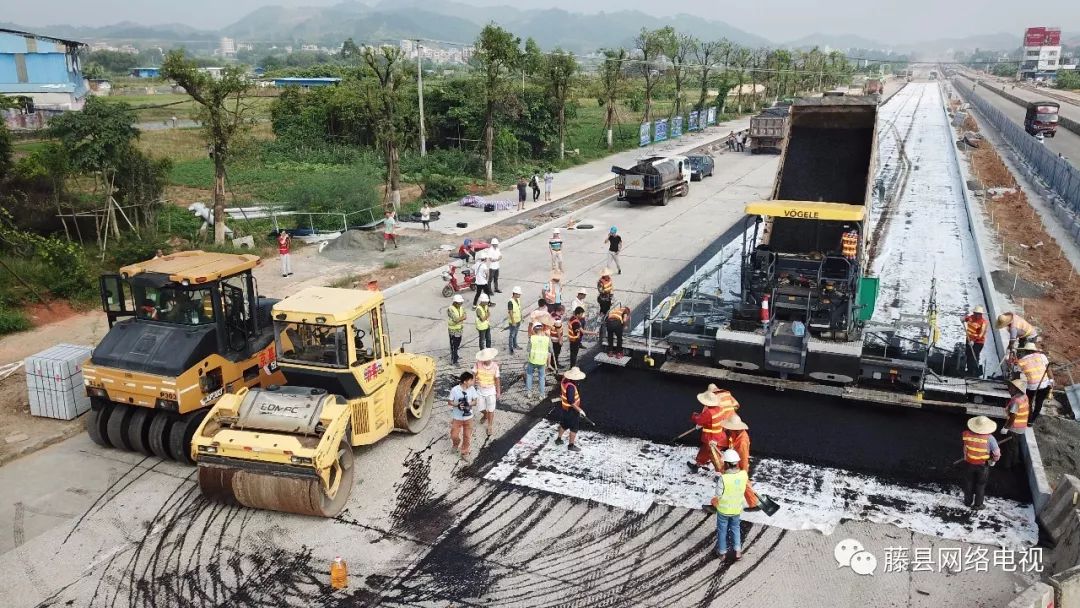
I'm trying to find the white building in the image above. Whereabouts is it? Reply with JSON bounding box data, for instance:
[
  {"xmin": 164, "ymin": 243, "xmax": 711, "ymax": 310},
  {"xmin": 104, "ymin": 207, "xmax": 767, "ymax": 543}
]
[
  {"xmin": 1020, "ymin": 27, "xmax": 1062, "ymax": 79},
  {"xmin": 218, "ymin": 37, "xmax": 236, "ymax": 58}
]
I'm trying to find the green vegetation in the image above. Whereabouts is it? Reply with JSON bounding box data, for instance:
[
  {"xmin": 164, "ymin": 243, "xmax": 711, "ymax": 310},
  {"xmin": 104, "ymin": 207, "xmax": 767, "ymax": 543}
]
[{"xmin": 1057, "ymin": 70, "xmax": 1080, "ymax": 91}]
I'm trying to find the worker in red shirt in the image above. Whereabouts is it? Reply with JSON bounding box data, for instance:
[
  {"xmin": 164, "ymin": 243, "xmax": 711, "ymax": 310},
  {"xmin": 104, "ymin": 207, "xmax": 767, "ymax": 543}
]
[
  {"xmin": 687, "ymin": 391, "xmax": 726, "ymax": 473},
  {"xmin": 277, "ymin": 230, "xmax": 292, "ymax": 277},
  {"xmin": 720, "ymin": 415, "xmax": 759, "ymax": 511},
  {"xmin": 963, "ymin": 305, "xmax": 989, "ymax": 377},
  {"xmin": 707, "ymin": 383, "xmax": 740, "ymax": 421}
]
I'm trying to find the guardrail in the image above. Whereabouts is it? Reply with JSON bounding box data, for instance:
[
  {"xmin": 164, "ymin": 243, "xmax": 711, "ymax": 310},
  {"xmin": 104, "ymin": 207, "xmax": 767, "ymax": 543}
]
[{"xmin": 953, "ymin": 78, "xmax": 1080, "ymax": 249}]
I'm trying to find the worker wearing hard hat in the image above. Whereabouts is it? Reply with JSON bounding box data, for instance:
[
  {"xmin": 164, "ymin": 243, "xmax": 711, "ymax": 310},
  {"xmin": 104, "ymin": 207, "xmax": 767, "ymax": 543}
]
[
  {"xmin": 1000, "ymin": 379, "xmax": 1031, "ymax": 469},
  {"xmin": 487, "ymin": 238, "xmax": 503, "ymax": 293},
  {"xmin": 447, "ymin": 295, "xmax": 467, "ymax": 366},
  {"xmin": 472, "ymin": 250, "xmax": 492, "ymax": 306},
  {"xmin": 507, "ymin": 286, "xmax": 523, "ymax": 355},
  {"xmin": 961, "ymin": 415, "xmax": 1001, "ymax": 510},
  {"xmin": 1016, "ymin": 344, "xmax": 1053, "ymax": 424},
  {"xmin": 549, "ymin": 228, "xmax": 564, "ymax": 273},
  {"xmin": 475, "ymin": 293, "xmax": 492, "ymax": 350},
  {"xmin": 525, "ymin": 322, "xmax": 551, "ymax": 398},
  {"xmin": 721, "ymin": 414, "xmax": 759, "ymax": 511},
  {"xmin": 996, "ymin": 312, "xmax": 1038, "ymax": 354},
  {"xmin": 688, "ymin": 391, "xmax": 726, "ymax": 473},
  {"xmin": 596, "ymin": 268, "xmax": 615, "ymax": 344},
  {"xmin": 711, "ymin": 448, "xmax": 747, "ymax": 560},
  {"xmin": 963, "ymin": 305, "xmax": 989, "ymax": 377}
]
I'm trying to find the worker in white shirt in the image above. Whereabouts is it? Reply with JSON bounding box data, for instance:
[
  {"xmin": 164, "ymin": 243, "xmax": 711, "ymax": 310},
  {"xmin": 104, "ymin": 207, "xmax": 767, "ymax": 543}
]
[
  {"xmin": 472, "ymin": 251, "xmax": 492, "ymax": 306},
  {"xmin": 549, "ymin": 228, "xmax": 564, "ymax": 273},
  {"xmin": 487, "ymin": 238, "xmax": 503, "ymax": 293},
  {"xmin": 569, "ymin": 288, "xmax": 588, "ymax": 319}
]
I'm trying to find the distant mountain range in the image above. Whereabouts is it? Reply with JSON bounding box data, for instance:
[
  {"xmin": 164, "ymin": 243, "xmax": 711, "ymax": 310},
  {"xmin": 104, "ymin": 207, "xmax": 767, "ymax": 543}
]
[{"xmin": 1, "ymin": 3, "xmax": 1032, "ymax": 55}]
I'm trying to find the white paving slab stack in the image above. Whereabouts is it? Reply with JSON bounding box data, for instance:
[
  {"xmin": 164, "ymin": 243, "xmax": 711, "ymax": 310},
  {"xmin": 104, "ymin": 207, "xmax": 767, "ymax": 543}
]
[{"xmin": 25, "ymin": 344, "xmax": 93, "ymax": 420}]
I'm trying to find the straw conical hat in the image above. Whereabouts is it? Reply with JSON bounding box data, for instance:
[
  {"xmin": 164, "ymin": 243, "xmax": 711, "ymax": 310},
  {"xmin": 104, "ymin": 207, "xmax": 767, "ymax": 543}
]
[
  {"xmin": 720, "ymin": 414, "xmax": 749, "ymax": 431},
  {"xmin": 967, "ymin": 416, "xmax": 996, "ymax": 434}
]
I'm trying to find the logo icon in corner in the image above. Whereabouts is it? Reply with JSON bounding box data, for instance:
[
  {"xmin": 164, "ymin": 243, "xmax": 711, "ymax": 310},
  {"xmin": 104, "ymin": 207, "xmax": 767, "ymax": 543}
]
[{"xmin": 835, "ymin": 539, "xmax": 877, "ymax": 576}]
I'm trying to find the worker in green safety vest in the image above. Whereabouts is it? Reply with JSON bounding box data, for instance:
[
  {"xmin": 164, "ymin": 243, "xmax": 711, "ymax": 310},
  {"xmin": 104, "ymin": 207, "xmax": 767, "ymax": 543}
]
[
  {"xmin": 525, "ymin": 322, "xmax": 551, "ymax": 399},
  {"xmin": 447, "ymin": 294, "xmax": 467, "ymax": 365},
  {"xmin": 711, "ymin": 449, "xmax": 747, "ymax": 561},
  {"xmin": 475, "ymin": 293, "xmax": 492, "ymax": 351}
]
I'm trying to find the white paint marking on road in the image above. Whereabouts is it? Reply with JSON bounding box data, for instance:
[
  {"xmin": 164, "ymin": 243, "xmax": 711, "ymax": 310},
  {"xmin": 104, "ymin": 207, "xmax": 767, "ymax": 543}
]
[{"xmin": 486, "ymin": 420, "xmax": 1037, "ymax": 549}]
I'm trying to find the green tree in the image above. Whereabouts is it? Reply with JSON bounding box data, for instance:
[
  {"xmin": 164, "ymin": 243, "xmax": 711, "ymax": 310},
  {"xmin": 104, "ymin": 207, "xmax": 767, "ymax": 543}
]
[
  {"xmin": 522, "ymin": 37, "xmax": 545, "ymax": 77},
  {"xmin": 85, "ymin": 50, "xmax": 138, "ymax": 75},
  {"xmin": 161, "ymin": 50, "xmax": 254, "ymax": 244},
  {"xmin": 1058, "ymin": 70, "xmax": 1080, "ymax": 91},
  {"xmin": 693, "ymin": 40, "xmax": 724, "ymax": 112},
  {"xmin": 633, "ymin": 27, "xmax": 671, "ymax": 122},
  {"xmin": 599, "ymin": 48, "xmax": 626, "ymax": 150},
  {"xmin": 47, "ymin": 96, "xmax": 139, "ymax": 242},
  {"xmin": 662, "ymin": 32, "xmax": 696, "ymax": 119},
  {"xmin": 474, "ymin": 24, "xmax": 521, "ymax": 182},
  {"xmin": 340, "ymin": 38, "xmax": 362, "ymax": 60},
  {"xmin": 360, "ymin": 45, "xmax": 410, "ymax": 210},
  {"xmin": 0, "ymin": 120, "xmax": 12, "ymax": 183},
  {"xmin": 544, "ymin": 49, "xmax": 578, "ymax": 160}
]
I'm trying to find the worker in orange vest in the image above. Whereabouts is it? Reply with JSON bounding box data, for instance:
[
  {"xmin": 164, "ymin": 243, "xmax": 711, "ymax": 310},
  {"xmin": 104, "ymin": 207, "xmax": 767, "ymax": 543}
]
[
  {"xmin": 605, "ymin": 305, "xmax": 631, "ymax": 357},
  {"xmin": 549, "ymin": 319, "xmax": 564, "ymax": 371},
  {"xmin": 963, "ymin": 305, "xmax": 989, "ymax": 377},
  {"xmin": 555, "ymin": 367, "xmax": 587, "ymax": 452},
  {"xmin": 707, "ymin": 383, "xmax": 740, "ymax": 421},
  {"xmin": 840, "ymin": 226, "xmax": 858, "ymax": 260},
  {"xmin": 961, "ymin": 415, "xmax": 1000, "ymax": 510},
  {"xmin": 1000, "ymin": 379, "xmax": 1030, "ymax": 468},
  {"xmin": 596, "ymin": 268, "xmax": 615, "ymax": 343},
  {"xmin": 1016, "ymin": 344, "xmax": 1053, "ymax": 424},
  {"xmin": 687, "ymin": 391, "xmax": 726, "ymax": 472},
  {"xmin": 720, "ymin": 414, "xmax": 759, "ymax": 511}
]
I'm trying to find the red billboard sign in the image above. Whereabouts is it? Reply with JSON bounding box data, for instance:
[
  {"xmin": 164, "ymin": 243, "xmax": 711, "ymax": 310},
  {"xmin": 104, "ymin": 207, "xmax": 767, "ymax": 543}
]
[
  {"xmin": 1045, "ymin": 29, "xmax": 1061, "ymax": 45},
  {"xmin": 1024, "ymin": 26, "xmax": 1062, "ymax": 46}
]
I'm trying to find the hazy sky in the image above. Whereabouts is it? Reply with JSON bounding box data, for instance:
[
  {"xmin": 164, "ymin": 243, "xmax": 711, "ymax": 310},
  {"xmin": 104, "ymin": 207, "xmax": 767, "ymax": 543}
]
[{"xmin": 5, "ymin": 0, "xmax": 1080, "ymax": 44}]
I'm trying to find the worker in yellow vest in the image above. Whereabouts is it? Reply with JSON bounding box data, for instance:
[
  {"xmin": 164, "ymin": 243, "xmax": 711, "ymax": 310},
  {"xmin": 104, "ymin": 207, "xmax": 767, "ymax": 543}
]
[
  {"xmin": 507, "ymin": 286, "xmax": 523, "ymax": 355},
  {"xmin": 1000, "ymin": 379, "xmax": 1030, "ymax": 468},
  {"xmin": 1016, "ymin": 344, "xmax": 1053, "ymax": 424},
  {"xmin": 473, "ymin": 348, "xmax": 501, "ymax": 436},
  {"xmin": 711, "ymin": 449, "xmax": 747, "ymax": 560},
  {"xmin": 525, "ymin": 322, "xmax": 551, "ymax": 398},
  {"xmin": 996, "ymin": 312, "xmax": 1038, "ymax": 354},
  {"xmin": 960, "ymin": 415, "xmax": 1000, "ymax": 510},
  {"xmin": 475, "ymin": 293, "xmax": 492, "ymax": 350},
  {"xmin": 447, "ymin": 294, "xmax": 467, "ymax": 365}
]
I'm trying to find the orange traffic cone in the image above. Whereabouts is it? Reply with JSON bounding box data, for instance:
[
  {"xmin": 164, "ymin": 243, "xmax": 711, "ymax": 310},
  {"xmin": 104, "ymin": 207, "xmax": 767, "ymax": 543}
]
[{"xmin": 330, "ymin": 556, "xmax": 348, "ymax": 589}]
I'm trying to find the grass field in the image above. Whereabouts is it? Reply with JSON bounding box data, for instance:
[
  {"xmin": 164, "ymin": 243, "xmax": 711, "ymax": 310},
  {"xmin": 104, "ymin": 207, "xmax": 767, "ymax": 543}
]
[{"xmin": 100, "ymin": 92, "xmax": 276, "ymax": 123}]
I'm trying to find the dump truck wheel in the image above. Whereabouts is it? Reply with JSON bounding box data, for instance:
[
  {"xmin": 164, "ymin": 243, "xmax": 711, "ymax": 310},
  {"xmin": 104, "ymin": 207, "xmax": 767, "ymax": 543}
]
[
  {"xmin": 148, "ymin": 413, "xmax": 175, "ymax": 460},
  {"xmin": 126, "ymin": 408, "xmax": 156, "ymax": 456},
  {"xmin": 85, "ymin": 400, "xmax": 113, "ymax": 448},
  {"xmin": 393, "ymin": 374, "xmax": 433, "ymax": 434},
  {"xmin": 230, "ymin": 437, "xmax": 355, "ymax": 517},
  {"xmin": 167, "ymin": 411, "xmax": 207, "ymax": 465},
  {"xmin": 106, "ymin": 406, "xmax": 137, "ymax": 451}
]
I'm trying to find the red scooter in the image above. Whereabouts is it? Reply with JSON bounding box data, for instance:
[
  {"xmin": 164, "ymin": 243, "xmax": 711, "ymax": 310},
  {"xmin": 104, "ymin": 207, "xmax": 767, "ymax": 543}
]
[{"xmin": 441, "ymin": 263, "xmax": 475, "ymax": 297}]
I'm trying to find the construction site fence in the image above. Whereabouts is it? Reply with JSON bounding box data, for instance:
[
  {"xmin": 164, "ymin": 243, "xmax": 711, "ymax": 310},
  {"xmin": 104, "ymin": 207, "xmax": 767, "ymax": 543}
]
[{"xmin": 953, "ymin": 79, "xmax": 1080, "ymax": 250}]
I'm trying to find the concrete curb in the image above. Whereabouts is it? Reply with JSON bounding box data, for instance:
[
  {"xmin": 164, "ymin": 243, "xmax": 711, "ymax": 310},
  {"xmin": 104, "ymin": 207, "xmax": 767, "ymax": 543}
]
[
  {"xmin": 1039, "ymin": 474, "xmax": 1080, "ymax": 573},
  {"xmin": 1006, "ymin": 582, "xmax": 1055, "ymax": 608},
  {"xmin": 939, "ymin": 86, "xmax": 1055, "ymax": 513},
  {"xmin": 1048, "ymin": 564, "xmax": 1080, "ymax": 608},
  {"xmin": 0, "ymin": 423, "xmax": 82, "ymax": 467},
  {"xmin": 383, "ymin": 131, "xmax": 737, "ymax": 300}
]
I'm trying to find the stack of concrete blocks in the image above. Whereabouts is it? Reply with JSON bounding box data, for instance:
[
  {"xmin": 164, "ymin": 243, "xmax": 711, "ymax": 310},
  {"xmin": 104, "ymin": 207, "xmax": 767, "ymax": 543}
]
[
  {"xmin": 25, "ymin": 344, "xmax": 94, "ymax": 420},
  {"xmin": 1039, "ymin": 474, "xmax": 1080, "ymax": 607}
]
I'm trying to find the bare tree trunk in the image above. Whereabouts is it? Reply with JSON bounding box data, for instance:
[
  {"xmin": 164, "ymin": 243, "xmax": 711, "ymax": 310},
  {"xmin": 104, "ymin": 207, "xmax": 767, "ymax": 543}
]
[
  {"xmin": 387, "ymin": 140, "xmax": 401, "ymax": 212},
  {"xmin": 213, "ymin": 156, "xmax": 227, "ymax": 244},
  {"xmin": 559, "ymin": 104, "xmax": 566, "ymax": 160},
  {"xmin": 106, "ymin": 172, "xmax": 120, "ymax": 239},
  {"xmin": 605, "ymin": 104, "xmax": 615, "ymax": 150},
  {"xmin": 484, "ymin": 119, "xmax": 494, "ymax": 182}
]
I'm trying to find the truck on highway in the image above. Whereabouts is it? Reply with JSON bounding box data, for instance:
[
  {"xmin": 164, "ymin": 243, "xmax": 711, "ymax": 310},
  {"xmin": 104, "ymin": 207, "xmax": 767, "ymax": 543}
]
[
  {"xmin": 863, "ymin": 78, "xmax": 883, "ymax": 96},
  {"xmin": 612, "ymin": 155, "xmax": 690, "ymax": 205},
  {"xmin": 1024, "ymin": 101, "xmax": 1060, "ymax": 137},
  {"xmin": 748, "ymin": 105, "xmax": 789, "ymax": 154}
]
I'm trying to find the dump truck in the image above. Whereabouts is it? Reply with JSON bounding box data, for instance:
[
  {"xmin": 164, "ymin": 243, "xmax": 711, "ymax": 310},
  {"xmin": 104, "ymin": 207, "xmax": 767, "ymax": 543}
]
[
  {"xmin": 82, "ymin": 251, "xmax": 286, "ymax": 463},
  {"xmin": 864, "ymin": 79, "xmax": 883, "ymax": 96},
  {"xmin": 1024, "ymin": 101, "xmax": 1060, "ymax": 137},
  {"xmin": 612, "ymin": 155, "xmax": 690, "ymax": 205},
  {"xmin": 192, "ymin": 286, "xmax": 436, "ymax": 517},
  {"xmin": 748, "ymin": 105, "xmax": 789, "ymax": 154}
]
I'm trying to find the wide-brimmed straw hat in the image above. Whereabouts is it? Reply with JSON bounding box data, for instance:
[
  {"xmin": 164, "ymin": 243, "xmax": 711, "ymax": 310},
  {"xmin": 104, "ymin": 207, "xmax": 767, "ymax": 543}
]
[
  {"xmin": 720, "ymin": 415, "xmax": 749, "ymax": 431},
  {"xmin": 475, "ymin": 348, "xmax": 498, "ymax": 362},
  {"xmin": 601, "ymin": 268, "xmax": 612, "ymax": 277},
  {"xmin": 995, "ymin": 313, "xmax": 1013, "ymax": 328},
  {"xmin": 967, "ymin": 416, "xmax": 996, "ymax": 434},
  {"xmin": 1008, "ymin": 378, "xmax": 1028, "ymax": 392},
  {"xmin": 1018, "ymin": 343, "xmax": 1040, "ymax": 353},
  {"xmin": 564, "ymin": 367, "xmax": 586, "ymax": 381},
  {"xmin": 972, "ymin": 305, "xmax": 985, "ymax": 314},
  {"xmin": 697, "ymin": 391, "xmax": 719, "ymax": 407},
  {"xmin": 707, "ymin": 383, "xmax": 722, "ymax": 393}
]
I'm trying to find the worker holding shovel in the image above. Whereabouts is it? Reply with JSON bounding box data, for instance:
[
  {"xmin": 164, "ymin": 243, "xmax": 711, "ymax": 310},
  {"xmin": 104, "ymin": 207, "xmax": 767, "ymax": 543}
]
[
  {"xmin": 687, "ymin": 391, "xmax": 726, "ymax": 472},
  {"xmin": 963, "ymin": 305, "xmax": 989, "ymax": 377},
  {"xmin": 721, "ymin": 415, "xmax": 760, "ymax": 511},
  {"xmin": 960, "ymin": 415, "xmax": 1001, "ymax": 510},
  {"xmin": 555, "ymin": 367, "xmax": 587, "ymax": 452},
  {"xmin": 1000, "ymin": 379, "xmax": 1031, "ymax": 469}
]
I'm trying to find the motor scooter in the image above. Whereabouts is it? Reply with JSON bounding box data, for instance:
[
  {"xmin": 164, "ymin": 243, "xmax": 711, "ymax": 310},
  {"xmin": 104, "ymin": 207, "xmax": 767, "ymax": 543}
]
[{"xmin": 441, "ymin": 263, "xmax": 475, "ymax": 297}]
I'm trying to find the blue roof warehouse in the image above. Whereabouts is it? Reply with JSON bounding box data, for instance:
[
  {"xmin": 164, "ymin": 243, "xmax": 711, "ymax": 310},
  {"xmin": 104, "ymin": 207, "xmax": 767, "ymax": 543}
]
[{"xmin": 0, "ymin": 28, "xmax": 88, "ymax": 129}]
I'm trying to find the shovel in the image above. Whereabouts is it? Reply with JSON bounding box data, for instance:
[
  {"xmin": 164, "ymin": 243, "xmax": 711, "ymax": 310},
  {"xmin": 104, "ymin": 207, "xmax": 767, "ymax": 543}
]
[
  {"xmin": 673, "ymin": 426, "xmax": 699, "ymax": 442},
  {"xmin": 950, "ymin": 435, "xmax": 1014, "ymax": 466}
]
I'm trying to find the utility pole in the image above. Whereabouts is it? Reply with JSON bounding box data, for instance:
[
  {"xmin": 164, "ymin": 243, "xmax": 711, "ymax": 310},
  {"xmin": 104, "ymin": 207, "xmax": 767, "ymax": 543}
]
[{"xmin": 416, "ymin": 40, "xmax": 427, "ymax": 157}]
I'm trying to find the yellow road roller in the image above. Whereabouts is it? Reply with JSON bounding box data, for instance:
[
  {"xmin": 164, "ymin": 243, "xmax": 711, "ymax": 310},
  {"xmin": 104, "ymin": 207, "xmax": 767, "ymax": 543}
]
[{"xmin": 191, "ymin": 286, "xmax": 436, "ymax": 517}]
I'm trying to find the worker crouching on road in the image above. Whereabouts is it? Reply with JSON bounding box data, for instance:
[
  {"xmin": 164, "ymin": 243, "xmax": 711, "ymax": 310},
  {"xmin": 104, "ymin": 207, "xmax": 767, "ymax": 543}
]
[
  {"xmin": 961, "ymin": 415, "xmax": 1001, "ymax": 510},
  {"xmin": 997, "ymin": 312, "xmax": 1038, "ymax": 353},
  {"xmin": 963, "ymin": 305, "xmax": 989, "ymax": 377},
  {"xmin": 555, "ymin": 367, "xmax": 587, "ymax": 452},
  {"xmin": 711, "ymin": 449, "xmax": 747, "ymax": 561},
  {"xmin": 721, "ymin": 414, "xmax": 759, "ymax": 511},
  {"xmin": 1017, "ymin": 344, "xmax": 1053, "ymax": 424},
  {"xmin": 1001, "ymin": 379, "xmax": 1030, "ymax": 469},
  {"xmin": 688, "ymin": 391, "xmax": 726, "ymax": 472},
  {"xmin": 474, "ymin": 349, "xmax": 501, "ymax": 436},
  {"xmin": 447, "ymin": 295, "xmax": 467, "ymax": 366},
  {"xmin": 449, "ymin": 372, "xmax": 478, "ymax": 461},
  {"xmin": 605, "ymin": 305, "xmax": 631, "ymax": 357}
]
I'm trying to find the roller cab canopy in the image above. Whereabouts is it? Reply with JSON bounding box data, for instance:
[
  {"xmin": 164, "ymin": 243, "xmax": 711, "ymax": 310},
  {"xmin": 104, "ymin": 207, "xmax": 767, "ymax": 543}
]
[
  {"xmin": 745, "ymin": 200, "xmax": 867, "ymax": 222},
  {"xmin": 273, "ymin": 286, "xmax": 383, "ymax": 325},
  {"xmin": 119, "ymin": 250, "xmax": 260, "ymax": 284}
]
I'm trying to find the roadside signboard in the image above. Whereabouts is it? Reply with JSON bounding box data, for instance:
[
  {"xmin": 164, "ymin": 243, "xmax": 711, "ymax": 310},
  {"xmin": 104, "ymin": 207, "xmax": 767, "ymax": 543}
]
[
  {"xmin": 639, "ymin": 122, "xmax": 650, "ymax": 147},
  {"xmin": 689, "ymin": 111, "xmax": 700, "ymax": 131},
  {"xmin": 672, "ymin": 116, "xmax": 683, "ymax": 138},
  {"xmin": 654, "ymin": 118, "xmax": 668, "ymax": 142},
  {"xmin": 706, "ymin": 108, "xmax": 717, "ymax": 125}
]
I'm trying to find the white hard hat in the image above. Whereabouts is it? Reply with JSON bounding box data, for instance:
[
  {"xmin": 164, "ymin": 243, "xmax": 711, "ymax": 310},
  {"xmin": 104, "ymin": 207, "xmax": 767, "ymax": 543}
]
[
  {"xmin": 479, "ymin": 293, "xmax": 490, "ymax": 303},
  {"xmin": 491, "ymin": 237, "xmax": 499, "ymax": 245},
  {"xmin": 512, "ymin": 286, "xmax": 522, "ymax": 295},
  {"xmin": 452, "ymin": 295, "xmax": 464, "ymax": 303},
  {"xmin": 478, "ymin": 250, "xmax": 488, "ymax": 259},
  {"xmin": 722, "ymin": 449, "xmax": 741, "ymax": 464},
  {"xmin": 553, "ymin": 228, "xmax": 561, "ymax": 234}
]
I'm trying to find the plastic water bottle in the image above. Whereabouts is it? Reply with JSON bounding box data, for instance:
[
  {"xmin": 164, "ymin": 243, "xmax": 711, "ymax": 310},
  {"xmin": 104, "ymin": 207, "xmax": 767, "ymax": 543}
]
[{"xmin": 330, "ymin": 556, "xmax": 348, "ymax": 589}]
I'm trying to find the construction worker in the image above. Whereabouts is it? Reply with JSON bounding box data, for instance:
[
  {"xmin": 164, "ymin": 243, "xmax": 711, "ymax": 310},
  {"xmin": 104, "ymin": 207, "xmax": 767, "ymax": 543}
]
[
  {"xmin": 963, "ymin": 305, "xmax": 989, "ymax": 377},
  {"xmin": 447, "ymin": 295, "xmax": 467, "ymax": 365},
  {"xmin": 567, "ymin": 306, "xmax": 596, "ymax": 368},
  {"xmin": 525, "ymin": 322, "xmax": 551, "ymax": 398},
  {"xmin": 472, "ymin": 251, "xmax": 492, "ymax": 306},
  {"xmin": 475, "ymin": 293, "xmax": 492, "ymax": 350},
  {"xmin": 473, "ymin": 348, "xmax": 501, "ymax": 436},
  {"xmin": 529, "ymin": 299, "xmax": 550, "ymax": 335},
  {"xmin": 549, "ymin": 228, "xmax": 564, "ymax": 272},
  {"xmin": 596, "ymin": 268, "xmax": 615, "ymax": 344},
  {"xmin": 707, "ymin": 383, "xmax": 740, "ymax": 421},
  {"xmin": 687, "ymin": 391, "xmax": 726, "ymax": 472},
  {"xmin": 605, "ymin": 305, "xmax": 631, "ymax": 357},
  {"xmin": 555, "ymin": 366, "xmax": 587, "ymax": 452},
  {"xmin": 721, "ymin": 414, "xmax": 759, "ymax": 511},
  {"xmin": 840, "ymin": 226, "xmax": 858, "ymax": 260},
  {"xmin": 542, "ymin": 272, "xmax": 563, "ymax": 315},
  {"xmin": 604, "ymin": 226, "xmax": 623, "ymax": 275},
  {"xmin": 569, "ymin": 288, "xmax": 588, "ymax": 320},
  {"xmin": 277, "ymin": 230, "xmax": 293, "ymax": 277},
  {"xmin": 1001, "ymin": 379, "xmax": 1030, "ymax": 468},
  {"xmin": 961, "ymin": 415, "xmax": 1000, "ymax": 510},
  {"xmin": 487, "ymin": 238, "xmax": 502, "ymax": 293},
  {"xmin": 996, "ymin": 312, "xmax": 1038, "ymax": 353},
  {"xmin": 448, "ymin": 371, "xmax": 478, "ymax": 461},
  {"xmin": 507, "ymin": 286, "xmax": 523, "ymax": 355},
  {"xmin": 550, "ymin": 319, "xmax": 564, "ymax": 370},
  {"xmin": 711, "ymin": 449, "xmax": 747, "ymax": 561},
  {"xmin": 1017, "ymin": 344, "xmax": 1053, "ymax": 424}
]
